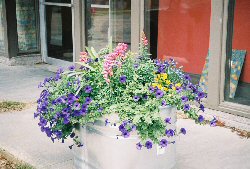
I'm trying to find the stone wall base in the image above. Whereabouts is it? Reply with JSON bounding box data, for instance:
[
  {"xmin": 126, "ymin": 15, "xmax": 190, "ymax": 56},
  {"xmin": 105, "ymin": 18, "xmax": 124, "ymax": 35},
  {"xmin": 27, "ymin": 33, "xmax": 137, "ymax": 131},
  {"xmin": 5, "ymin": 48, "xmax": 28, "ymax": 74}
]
[{"xmin": 0, "ymin": 54, "xmax": 43, "ymax": 66}]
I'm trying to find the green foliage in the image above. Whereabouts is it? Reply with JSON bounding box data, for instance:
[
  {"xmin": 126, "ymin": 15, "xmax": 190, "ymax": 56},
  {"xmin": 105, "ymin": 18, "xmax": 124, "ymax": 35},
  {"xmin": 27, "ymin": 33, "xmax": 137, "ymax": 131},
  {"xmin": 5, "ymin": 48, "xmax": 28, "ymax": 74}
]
[{"xmin": 36, "ymin": 36, "xmax": 206, "ymax": 148}]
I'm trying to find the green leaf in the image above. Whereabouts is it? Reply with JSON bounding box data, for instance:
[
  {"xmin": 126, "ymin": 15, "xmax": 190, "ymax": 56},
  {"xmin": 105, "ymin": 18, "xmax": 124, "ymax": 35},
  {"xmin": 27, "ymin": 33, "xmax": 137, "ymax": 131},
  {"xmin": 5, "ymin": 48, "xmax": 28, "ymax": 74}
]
[
  {"xmin": 108, "ymin": 36, "xmax": 113, "ymax": 53},
  {"xmin": 91, "ymin": 47, "xmax": 99, "ymax": 58},
  {"xmin": 67, "ymin": 71, "xmax": 84, "ymax": 78},
  {"xmin": 85, "ymin": 47, "xmax": 96, "ymax": 59},
  {"xmin": 75, "ymin": 62, "xmax": 95, "ymax": 71}
]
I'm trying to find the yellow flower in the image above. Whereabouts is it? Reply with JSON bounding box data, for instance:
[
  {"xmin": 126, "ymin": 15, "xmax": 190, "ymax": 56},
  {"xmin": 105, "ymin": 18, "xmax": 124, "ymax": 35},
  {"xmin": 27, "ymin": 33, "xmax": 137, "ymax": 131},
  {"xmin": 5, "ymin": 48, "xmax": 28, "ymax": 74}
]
[
  {"xmin": 175, "ymin": 83, "xmax": 181, "ymax": 87},
  {"xmin": 161, "ymin": 73, "xmax": 168, "ymax": 80},
  {"xmin": 157, "ymin": 84, "xmax": 163, "ymax": 90},
  {"xmin": 172, "ymin": 86, "xmax": 176, "ymax": 91},
  {"xmin": 152, "ymin": 83, "xmax": 158, "ymax": 87},
  {"xmin": 165, "ymin": 80, "xmax": 171, "ymax": 85},
  {"xmin": 164, "ymin": 87, "xmax": 168, "ymax": 91}
]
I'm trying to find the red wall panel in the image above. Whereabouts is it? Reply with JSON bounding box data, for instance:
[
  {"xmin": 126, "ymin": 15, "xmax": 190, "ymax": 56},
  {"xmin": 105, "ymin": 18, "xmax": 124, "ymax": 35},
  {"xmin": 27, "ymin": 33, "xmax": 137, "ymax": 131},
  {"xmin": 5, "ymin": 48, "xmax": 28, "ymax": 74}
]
[{"xmin": 157, "ymin": 0, "xmax": 211, "ymax": 75}]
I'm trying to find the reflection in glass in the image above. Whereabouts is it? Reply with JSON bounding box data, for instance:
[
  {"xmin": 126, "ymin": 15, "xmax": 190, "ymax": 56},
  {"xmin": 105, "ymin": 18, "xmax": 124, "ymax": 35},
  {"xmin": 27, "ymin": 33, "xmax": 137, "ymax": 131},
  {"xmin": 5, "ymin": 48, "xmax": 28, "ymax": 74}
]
[
  {"xmin": 0, "ymin": 0, "xmax": 5, "ymax": 54},
  {"xmin": 45, "ymin": 0, "xmax": 71, "ymax": 3},
  {"xmin": 91, "ymin": 0, "xmax": 109, "ymax": 5},
  {"xmin": 85, "ymin": 0, "xmax": 109, "ymax": 51},
  {"xmin": 225, "ymin": 0, "xmax": 250, "ymax": 105},
  {"xmin": 144, "ymin": 0, "xmax": 211, "ymax": 86},
  {"xmin": 144, "ymin": 0, "xmax": 159, "ymax": 59},
  {"xmin": 16, "ymin": 0, "xmax": 39, "ymax": 52},
  {"xmin": 85, "ymin": 0, "xmax": 131, "ymax": 51},
  {"xmin": 110, "ymin": 0, "xmax": 131, "ymax": 48},
  {"xmin": 46, "ymin": 5, "xmax": 73, "ymax": 61}
]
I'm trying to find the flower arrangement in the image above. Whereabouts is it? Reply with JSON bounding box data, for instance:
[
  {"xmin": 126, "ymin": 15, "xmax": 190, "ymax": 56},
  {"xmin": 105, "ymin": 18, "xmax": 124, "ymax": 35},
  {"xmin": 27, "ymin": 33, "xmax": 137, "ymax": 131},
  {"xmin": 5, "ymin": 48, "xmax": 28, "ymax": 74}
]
[{"xmin": 35, "ymin": 33, "xmax": 215, "ymax": 150}]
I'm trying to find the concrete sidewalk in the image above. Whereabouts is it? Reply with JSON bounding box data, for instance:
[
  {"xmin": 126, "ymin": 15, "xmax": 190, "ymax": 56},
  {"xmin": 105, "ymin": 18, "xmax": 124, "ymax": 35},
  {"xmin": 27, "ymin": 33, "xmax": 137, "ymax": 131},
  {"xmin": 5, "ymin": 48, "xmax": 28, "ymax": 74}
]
[
  {"xmin": 1, "ymin": 107, "xmax": 250, "ymax": 169},
  {"xmin": 0, "ymin": 106, "xmax": 74, "ymax": 169},
  {"xmin": 0, "ymin": 63, "xmax": 250, "ymax": 169},
  {"xmin": 0, "ymin": 63, "xmax": 54, "ymax": 102}
]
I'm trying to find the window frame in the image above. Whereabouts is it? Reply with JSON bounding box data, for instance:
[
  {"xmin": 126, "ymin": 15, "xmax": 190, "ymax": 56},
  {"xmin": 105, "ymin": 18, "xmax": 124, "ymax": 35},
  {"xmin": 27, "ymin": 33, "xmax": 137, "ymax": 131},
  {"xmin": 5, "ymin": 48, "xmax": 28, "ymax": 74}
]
[
  {"xmin": 140, "ymin": 0, "xmax": 250, "ymax": 118},
  {"xmin": 0, "ymin": 0, "xmax": 8, "ymax": 56},
  {"xmin": 16, "ymin": 0, "xmax": 41, "ymax": 55},
  {"xmin": 201, "ymin": 0, "xmax": 250, "ymax": 118}
]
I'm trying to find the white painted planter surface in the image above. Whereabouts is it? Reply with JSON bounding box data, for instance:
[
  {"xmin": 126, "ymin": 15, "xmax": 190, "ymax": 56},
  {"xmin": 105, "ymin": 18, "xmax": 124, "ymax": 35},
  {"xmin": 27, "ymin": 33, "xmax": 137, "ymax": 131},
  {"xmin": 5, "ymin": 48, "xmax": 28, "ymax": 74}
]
[{"xmin": 74, "ymin": 106, "xmax": 177, "ymax": 169}]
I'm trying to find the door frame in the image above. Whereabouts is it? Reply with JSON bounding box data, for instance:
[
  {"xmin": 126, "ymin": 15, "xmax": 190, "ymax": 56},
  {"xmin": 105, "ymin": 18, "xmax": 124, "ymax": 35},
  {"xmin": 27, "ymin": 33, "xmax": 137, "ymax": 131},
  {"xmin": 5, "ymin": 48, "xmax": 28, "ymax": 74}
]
[
  {"xmin": 81, "ymin": 0, "xmax": 141, "ymax": 54},
  {"xmin": 39, "ymin": 0, "xmax": 143, "ymax": 67},
  {"xmin": 39, "ymin": 0, "xmax": 78, "ymax": 67}
]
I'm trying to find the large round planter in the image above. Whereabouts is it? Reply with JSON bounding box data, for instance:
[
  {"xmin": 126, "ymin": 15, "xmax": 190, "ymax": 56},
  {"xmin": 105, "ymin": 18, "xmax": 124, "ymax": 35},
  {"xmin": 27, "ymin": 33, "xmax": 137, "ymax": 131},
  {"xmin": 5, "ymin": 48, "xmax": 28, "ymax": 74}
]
[{"xmin": 74, "ymin": 106, "xmax": 177, "ymax": 169}]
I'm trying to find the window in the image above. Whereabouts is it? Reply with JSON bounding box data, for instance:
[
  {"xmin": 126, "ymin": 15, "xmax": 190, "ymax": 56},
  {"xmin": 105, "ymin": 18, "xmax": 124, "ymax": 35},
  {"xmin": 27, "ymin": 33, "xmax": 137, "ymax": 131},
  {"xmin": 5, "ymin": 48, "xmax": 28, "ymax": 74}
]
[
  {"xmin": 45, "ymin": 0, "xmax": 71, "ymax": 3},
  {"xmin": 85, "ymin": 0, "xmax": 131, "ymax": 51},
  {"xmin": 224, "ymin": 0, "xmax": 250, "ymax": 106},
  {"xmin": 16, "ymin": 0, "xmax": 39, "ymax": 53},
  {"xmin": 144, "ymin": 0, "xmax": 211, "ymax": 87},
  {"xmin": 110, "ymin": 0, "xmax": 131, "ymax": 48},
  {"xmin": 85, "ymin": 0, "xmax": 110, "ymax": 51}
]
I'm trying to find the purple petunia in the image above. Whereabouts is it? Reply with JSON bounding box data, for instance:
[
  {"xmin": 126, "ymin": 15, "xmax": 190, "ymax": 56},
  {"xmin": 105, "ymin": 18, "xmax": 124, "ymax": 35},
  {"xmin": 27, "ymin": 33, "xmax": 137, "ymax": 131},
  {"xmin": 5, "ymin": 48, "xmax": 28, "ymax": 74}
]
[
  {"xmin": 183, "ymin": 104, "xmax": 190, "ymax": 111},
  {"xmin": 68, "ymin": 65, "xmax": 75, "ymax": 71},
  {"xmin": 199, "ymin": 104, "xmax": 205, "ymax": 112},
  {"xmin": 134, "ymin": 64, "xmax": 139, "ymax": 69},
  {"xmin": 63, "ymin": 118, "xmax": 70, "ymax": 124},
  {"xmin": 165, "ymin": 129, "xmax": 175, "ymax": 137},
  {"xmin": 136, "ymin": 142, "xmax": 143, "ymax": 150},
  {"xmin": 81, "ymin": 104, "xmax": 88, "ymax": 110},
  {"xmin": 143, "ymin": 95, "xmax": 148, "ymax": 100},
  {"xmin": 149, "ymin": 86, "xmax": 155, "ymax": 93},
  {"xmin": 57, "ymin": 67, "xmax": 64, "ymax": 74},
  {"xmin": 34, "ymin": 112, "xmax": 39, "ymax": 118},
  {"xmin": 184, "ymin": 74, "xmax": 191, "ymax": 81},
  {"xmin": 120, "ymin": 75, "xmax": 127, "ymax": 83},
  {"xmin": 198, "ymin": 91, "xmax": 205, "ymax": 99},
  {"xmin": 155, "ymin": 89, "xmax": 164, "ymax": 99},
  {"xmin": 73, "ymin": 102, "xmax": 81, "ymax": 110},
  {"xmin": 84, "ymin": 85, "xmax": 92, "ymax": 93},
  {"xmin": 157, "ymin": 65, "xmax": 165, "ymax": 73},
  {"xmin": 160, "ymin": 139, "xmax": 168, "ymax": 147},
  {"xmin": 79, "ymin": 108, "xmax": 87, "ymax": 116},
  {"xmin": 162, "ymin": 100, "xmax": 167, "ymax": 106},
  {"xmin": 176, "ymin": 87, "xmax": 183, "ymax": 93},
  {"xmin": 145, "ymin": 141, "xmax": 153, "ymax": 149},
  {"xmin": 45, "ymin": 127, "xmax": 52, "ymax": 137},
  {"xmin": 181, "ymin": 96, "xmax": 188, "ymax": 103},
  {"xmin": 105, "ymin": 119, "xmax": 110, "ymax": 126},
  {"xmin": 131, "ymin": 125, "xmax": 137, "ymax": 131},
  {"xmin": 38, "ymin": 82, "xmax": 44, "ymax": 88},
  {"xmin": 98, "ymin": 107, "xmax": 103, "ymax": 113},
  {"xmin": 165, "ymin": 117, "xmax": 171, "ymax": 124},
  {"xmin": 133, "ymin": 96, "xmax": 140, "ymax": 102},
  {"xmin": 38, "ymin": 117, "xmax": 47, "ymax": 127},
  {"xmin": 67, "ymin": 93, "xmax": 77, "ymax": 105},
  {"xmin": 85, "ymin": 97, "xmax": 92, "ymax": 104},
  {"xmin": 54, "ymin": 131, "xmax": 62, "ymax": 139},
  {"xmin": 180, "ymin": 128, "xmax": 186, "ymax": 135},
  {"xmin": 122, "ymin": 131, "xmax": 130, "ymax": 138},
  {"xmin": 119, "ymin": 124, "xmax": 126, "ymax": 132},
  {"xmin": 70, "ymin": 132, "xmax": 75, "ymax": 138},
  {"xmin": 210, "ymin": 117, "xmax": 217, "ymax": 127},
  {"xmin": 198, "ymin": 115, "xmax": 205, "ymax": 123}
]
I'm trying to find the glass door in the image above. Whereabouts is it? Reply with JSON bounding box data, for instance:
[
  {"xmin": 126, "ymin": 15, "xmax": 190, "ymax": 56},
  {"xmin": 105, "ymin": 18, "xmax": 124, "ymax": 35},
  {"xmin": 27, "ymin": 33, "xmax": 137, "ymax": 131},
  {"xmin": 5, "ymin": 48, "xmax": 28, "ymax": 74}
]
[
  {"xmin": 85, "ymin": 0, "xmax": 131, "ymax": 51},
  {"xmin": 41, "ymin": 0, "xmax": 74, "ymax": 65}
]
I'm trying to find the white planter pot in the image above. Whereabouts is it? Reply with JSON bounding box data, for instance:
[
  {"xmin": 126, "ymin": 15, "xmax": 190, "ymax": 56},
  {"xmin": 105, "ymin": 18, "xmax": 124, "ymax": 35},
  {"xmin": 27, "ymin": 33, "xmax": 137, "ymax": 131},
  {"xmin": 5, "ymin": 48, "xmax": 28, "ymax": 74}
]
[{"xmin": 74, "ymin": 106, "xmax": 177, "ymax": 169}]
